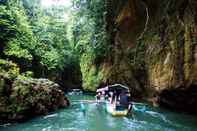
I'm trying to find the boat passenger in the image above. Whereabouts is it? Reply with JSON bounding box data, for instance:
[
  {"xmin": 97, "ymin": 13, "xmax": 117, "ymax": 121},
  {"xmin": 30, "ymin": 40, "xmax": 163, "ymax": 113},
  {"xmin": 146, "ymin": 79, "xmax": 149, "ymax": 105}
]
[
  {"xmin": 105, "ymin": 91, "xmax": 110, "ymax": 100},
  {"xmin": 112, "ymin": 91, "xmax": 117, "ymax": 103},
  {"xmin": 100, "ymin": 91, "xmax": 105, "ymax": 101},
  {"xmin": 108, "ymin": 92, "xmax": 113, "ymax": 103},
  {"xmin": 96, "ymin": 92, "xmax": 101, "ymax": 102}
]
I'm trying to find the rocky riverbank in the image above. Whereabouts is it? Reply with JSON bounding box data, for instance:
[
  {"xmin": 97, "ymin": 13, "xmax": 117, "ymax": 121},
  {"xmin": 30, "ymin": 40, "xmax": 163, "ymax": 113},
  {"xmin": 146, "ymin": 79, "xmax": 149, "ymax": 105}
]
[{"xmin": 0, "ymin": 60, "xmax": 69, "ymax": 124}]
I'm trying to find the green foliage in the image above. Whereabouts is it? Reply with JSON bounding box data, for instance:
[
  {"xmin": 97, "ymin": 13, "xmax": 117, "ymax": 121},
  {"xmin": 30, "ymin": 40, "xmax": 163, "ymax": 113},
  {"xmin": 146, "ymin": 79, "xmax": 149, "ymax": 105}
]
[
  {"xmin": 40, "ymin": 50, "xmax": 65, "ymax": 71},
  {"xmin": 0, "ymin": 0, "xmax": 79, "ymax": 79},
  {"xmin": 0, "ymin": 5, "xmax": 17, "ymax": 41},
  {"xmin": 0, "ymin": 0, "xmax": 109, "ymax": 91},
  {"xmin": 70, "ymin": 0, "xmax": 110, "ymax": 58},
  {"xmin": 22, "ymin": 0, "xmax": 74, "ymax": 74},
  {"xmin": 0, "ymin": 0, "xmax": 75, "ymax": 120},
  {"xmin": 68, "ymin": 0, "xmax": 109, "ymax": 90},
  {"xmin": 21, "ymin": 71, "xmax": 33, "ymax": 77},
  {"xmin": 0, "ymin": 0, "xmax": 35, "ymax": 65},
  {"xmin": 0, "ymin": 59, "xmax": 20, "ymax": 78},
  {"xmin": 4, "ymin": 39, "xmax": 33, "ymax": 61},
  {"xmin": 81, "ymin": 63, "xmax": 103, "ymax": 91}
]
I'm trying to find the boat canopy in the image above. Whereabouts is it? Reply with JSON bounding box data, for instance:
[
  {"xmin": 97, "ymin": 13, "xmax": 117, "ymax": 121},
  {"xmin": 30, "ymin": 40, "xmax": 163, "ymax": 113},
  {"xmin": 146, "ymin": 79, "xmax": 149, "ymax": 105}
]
[
  {"xmin": 96, "ymin": 84, "xmax": 129, "ymax": 93},
  {"xmin": 96, "ymin": 86, "xmax": 108, "ymax": 92}
]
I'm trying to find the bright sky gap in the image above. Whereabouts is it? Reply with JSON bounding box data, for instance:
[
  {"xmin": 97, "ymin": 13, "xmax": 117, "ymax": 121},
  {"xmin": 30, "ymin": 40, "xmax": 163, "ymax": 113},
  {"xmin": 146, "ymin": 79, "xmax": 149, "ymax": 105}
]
[{"xmin": 41, "ymin": 0, "xmax": 72, "ymax": 7}]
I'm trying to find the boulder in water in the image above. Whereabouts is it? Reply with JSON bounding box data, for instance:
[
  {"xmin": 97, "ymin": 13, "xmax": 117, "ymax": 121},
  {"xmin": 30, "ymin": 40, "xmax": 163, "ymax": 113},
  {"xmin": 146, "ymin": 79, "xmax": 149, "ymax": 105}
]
[{"xmin": 0, "ymin": 74, "xmax": 69, "ymax": 123}]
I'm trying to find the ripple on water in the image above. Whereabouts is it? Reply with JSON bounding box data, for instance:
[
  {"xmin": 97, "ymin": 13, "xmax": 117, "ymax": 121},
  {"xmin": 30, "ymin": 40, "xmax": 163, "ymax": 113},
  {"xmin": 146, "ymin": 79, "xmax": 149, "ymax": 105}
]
[{"xmin": 1, "ymin": 95, "xmax": 197, "ymax": 131}]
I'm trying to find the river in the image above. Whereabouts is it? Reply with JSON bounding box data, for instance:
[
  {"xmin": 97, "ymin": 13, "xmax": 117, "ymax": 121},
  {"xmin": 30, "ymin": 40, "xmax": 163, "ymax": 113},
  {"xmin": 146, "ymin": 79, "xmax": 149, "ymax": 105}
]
[{"xmin": 1, "ymin": 95, "xmax": 197, "ymax": 131}]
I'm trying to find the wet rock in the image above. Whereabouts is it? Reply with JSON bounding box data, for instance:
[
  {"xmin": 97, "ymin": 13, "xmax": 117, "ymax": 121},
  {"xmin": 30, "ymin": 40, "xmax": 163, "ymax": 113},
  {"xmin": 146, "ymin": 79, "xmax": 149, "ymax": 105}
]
[
  {"xmin": 158, "ymin": 86, "xmax": 197, "ymax": 114},
  {"xmin": 0, "ymin": 74, "xmax": 70, "ymax": 123}
]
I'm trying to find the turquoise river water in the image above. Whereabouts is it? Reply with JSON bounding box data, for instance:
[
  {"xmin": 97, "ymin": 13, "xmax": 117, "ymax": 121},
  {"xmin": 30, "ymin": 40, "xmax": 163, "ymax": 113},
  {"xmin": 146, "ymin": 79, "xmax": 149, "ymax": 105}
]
[{"xmin": 0, "ymin": 95, "xmax": 197, "ymax": 131}]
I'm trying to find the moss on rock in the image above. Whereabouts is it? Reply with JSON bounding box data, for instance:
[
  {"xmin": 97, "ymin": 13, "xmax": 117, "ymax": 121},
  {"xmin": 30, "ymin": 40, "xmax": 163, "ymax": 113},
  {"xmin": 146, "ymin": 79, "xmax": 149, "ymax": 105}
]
[
  {"xmin": 0, "ymin": 60, "xmax": 69, "ymax": 123},
  {"xmin": 80, "ymin": 54, "xmax": 103, "ymax": 91}
]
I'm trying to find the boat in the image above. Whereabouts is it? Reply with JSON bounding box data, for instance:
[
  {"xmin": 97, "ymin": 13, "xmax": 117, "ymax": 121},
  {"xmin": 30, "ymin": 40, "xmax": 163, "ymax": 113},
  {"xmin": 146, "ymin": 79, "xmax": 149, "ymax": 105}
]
[
  {"xmin": 68, "ymin": 89, "xmax": 83, "ymax": 95},
  {"xmin": 96, "ymin": 84, "xmax": 132, "ymax": 116}
]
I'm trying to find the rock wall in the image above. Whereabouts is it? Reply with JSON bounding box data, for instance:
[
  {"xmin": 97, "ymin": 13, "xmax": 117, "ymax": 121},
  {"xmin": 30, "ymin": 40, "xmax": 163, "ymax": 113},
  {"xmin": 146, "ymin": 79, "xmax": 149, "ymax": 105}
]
[
  {"xmin": 102, "ymin": 0, "xmax": 197, "ymax": 113},
  {"xmin": 95, "ymin": 0, "xmax": 148, "ymax": 96},
  {"xmin": 145, "ymin": 0, "xmax": 196, "ymax": 92},
  {"xmin": 144, "ymin": 0, "xmax": 197, "ymax": 113},
  {"xmin": 79, "ymin": 0, "xmax": 197, "ymax": 113}
]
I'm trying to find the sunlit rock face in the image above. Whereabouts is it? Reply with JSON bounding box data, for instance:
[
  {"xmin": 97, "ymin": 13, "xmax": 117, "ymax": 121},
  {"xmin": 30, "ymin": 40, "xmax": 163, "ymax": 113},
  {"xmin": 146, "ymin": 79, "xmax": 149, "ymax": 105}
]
[
  {"xmin": 145, "ymin": 0, "xmax": 196, "ymax": 91},
  {"xmin": 142, "ymin": 0, "xmax": 197, "ymax": 112}
]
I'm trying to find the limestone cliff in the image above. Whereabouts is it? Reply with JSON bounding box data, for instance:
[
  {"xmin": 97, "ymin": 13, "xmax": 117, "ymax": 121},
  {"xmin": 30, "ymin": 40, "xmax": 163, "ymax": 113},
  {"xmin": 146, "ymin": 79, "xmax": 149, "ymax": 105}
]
[
  {"xmin": 82, "ymin": 0, "xmax": 148, "ymax": 95},
  {"xmin": 144, "ymin": 0, "xmax": 197, "ymax": 113},
  {"xmin": 102, "ymin": 0, "xmax": 147, "ymax": 96},
  {"xmin": 87, "ymin": 0, "xmax": 197, "ymax": 113}
]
